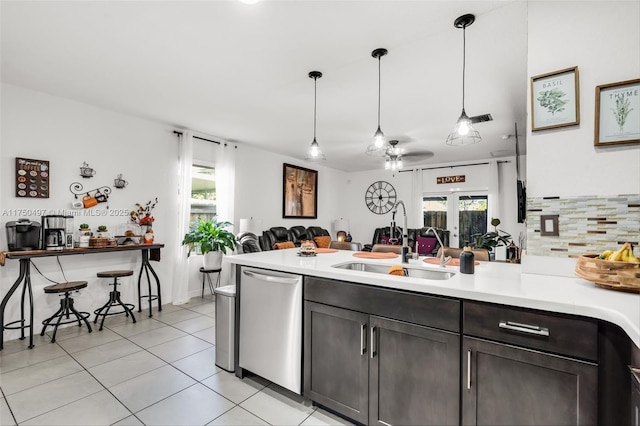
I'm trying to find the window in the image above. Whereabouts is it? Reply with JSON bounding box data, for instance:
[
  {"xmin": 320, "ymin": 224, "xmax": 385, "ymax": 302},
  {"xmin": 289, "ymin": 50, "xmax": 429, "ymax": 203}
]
[
  {"xmin": 423, "ymin": 196, "xmax": 448, "ymax": 229},
  {"xmin": 458, "ymin": 195, "xmax": 487, "ymax": 248},
  {"xmin": 190, "ymin": 164, "xmax": 216, "ymax": 224}
]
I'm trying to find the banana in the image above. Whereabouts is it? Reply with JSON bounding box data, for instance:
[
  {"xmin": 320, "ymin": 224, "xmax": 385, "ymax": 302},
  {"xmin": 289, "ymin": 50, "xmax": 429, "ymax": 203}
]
[
  {"xmin": 608, "ymin": 243, "xmax": 631, "ymax": 262},
  {"xmin": 622, "ymin": 248, "xmax": 630, "ymax": 262},
  {"xmin": 628, "ymin": 250, "xmax": 640, "ymax": 264},
  {"xmin": 599, "ymin": 250, "xmax": 613, "ymax": 260}
]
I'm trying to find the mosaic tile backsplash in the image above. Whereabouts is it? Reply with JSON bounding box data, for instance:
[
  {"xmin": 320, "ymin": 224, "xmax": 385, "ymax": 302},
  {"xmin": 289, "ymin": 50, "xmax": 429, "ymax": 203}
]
[{"xmin": 526, "ymin": 194, "xmax": 640, "ymax": 258}]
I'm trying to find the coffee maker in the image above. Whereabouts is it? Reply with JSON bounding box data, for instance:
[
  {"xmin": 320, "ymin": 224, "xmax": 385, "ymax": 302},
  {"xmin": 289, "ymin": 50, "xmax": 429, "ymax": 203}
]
[
  {"xmin": 6, "ymin": 219, "xmax": 41, "ymax": 251},
  {"xmin": 41, "ymin": 215, "xmax": 70, "ymax": 251}
]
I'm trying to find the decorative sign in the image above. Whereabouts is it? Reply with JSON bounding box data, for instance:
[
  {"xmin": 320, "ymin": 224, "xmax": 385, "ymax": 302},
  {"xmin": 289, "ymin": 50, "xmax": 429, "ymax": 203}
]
[
  {"xmin": 437, "ymin": 175, "xmax": 466, "ymax": 184},
  {"xmin": 16, "ymin": 157, "xmax": 50, "ymax": 198}
]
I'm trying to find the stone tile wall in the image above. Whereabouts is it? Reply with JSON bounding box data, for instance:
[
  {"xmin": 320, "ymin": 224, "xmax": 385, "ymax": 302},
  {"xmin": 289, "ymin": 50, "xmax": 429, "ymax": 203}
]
[{"xmin": 526, "ymin": 194, "xmax": 640, "ymax": 257}]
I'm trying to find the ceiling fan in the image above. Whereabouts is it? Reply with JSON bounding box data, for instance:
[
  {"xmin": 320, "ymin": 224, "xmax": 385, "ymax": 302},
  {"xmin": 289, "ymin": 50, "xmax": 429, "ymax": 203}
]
[{"xmin": 387, "ymin": 140, "xmax": 434, "ymax": 166}]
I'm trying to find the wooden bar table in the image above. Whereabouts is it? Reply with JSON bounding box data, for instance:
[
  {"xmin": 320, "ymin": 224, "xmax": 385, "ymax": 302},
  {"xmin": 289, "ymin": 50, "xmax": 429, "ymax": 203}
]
[{"xmin": 0, "ymin": 243, "xmax": 164, "ymax": 350}]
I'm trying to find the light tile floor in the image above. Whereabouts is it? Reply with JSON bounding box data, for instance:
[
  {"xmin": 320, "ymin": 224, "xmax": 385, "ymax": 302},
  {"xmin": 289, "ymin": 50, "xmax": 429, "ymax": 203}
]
[{"xmin": 0, "ymin": 295, "xmax": 352, "ymax": 426}]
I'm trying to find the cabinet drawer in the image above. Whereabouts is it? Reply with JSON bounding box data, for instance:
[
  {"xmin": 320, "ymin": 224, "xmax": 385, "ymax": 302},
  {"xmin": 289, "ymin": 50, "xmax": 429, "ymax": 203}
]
[
  {"xmin": 305, "ymin": 276, "xmax": 460, "ymax": 332},
  {"xmin": 463, "ymin": 301, "xmax": 597, "ymax": 361}
]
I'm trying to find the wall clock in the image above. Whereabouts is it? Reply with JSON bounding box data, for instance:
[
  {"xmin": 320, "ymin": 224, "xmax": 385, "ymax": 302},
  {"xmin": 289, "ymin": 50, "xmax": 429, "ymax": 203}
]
[{"xmin": 365, "ymin": 181, "xmax": 397, "ymax": 215}]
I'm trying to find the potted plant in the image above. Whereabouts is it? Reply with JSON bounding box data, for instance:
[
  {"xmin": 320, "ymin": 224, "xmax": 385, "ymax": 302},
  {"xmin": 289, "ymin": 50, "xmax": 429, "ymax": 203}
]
[
  {"xmin": 471, "ymin": 218, "xmax": 512, "ymax": 254},
  {"xmin": 181, "ymin": 218, "xmax": 237, "ymax": 269},
  {"xmin": 97, "ymin": 225, "xmax": 109, "ymax": 238}
]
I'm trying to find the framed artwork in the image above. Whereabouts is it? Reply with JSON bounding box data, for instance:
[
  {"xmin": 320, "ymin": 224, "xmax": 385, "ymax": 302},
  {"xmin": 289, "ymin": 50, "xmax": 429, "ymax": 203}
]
[
  {"xmin": 16, "ymin": 157, "xmax": 50, "ymax": 198},
  {"xmin": 530, "ymin": 66, "xmax": 580, "ymax": 131},
  {"xmin": 283, "ymin": 163, "xmax": 318, "ymax": 219},
  {"xmin": 594, "ymin": 78, "xmax": 640, "ymax": 147}
]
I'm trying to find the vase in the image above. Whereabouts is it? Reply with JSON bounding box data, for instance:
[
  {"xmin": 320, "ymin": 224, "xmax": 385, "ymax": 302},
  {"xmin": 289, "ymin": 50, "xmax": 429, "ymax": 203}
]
[{"xmin": 203, "ymin": 251, "xmax": 223, "ymax": 270}]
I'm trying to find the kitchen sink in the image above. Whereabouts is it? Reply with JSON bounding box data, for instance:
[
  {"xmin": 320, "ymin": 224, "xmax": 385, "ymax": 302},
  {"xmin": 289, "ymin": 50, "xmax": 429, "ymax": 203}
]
[{"xmin": 332, "ymin": 262, "xmax": 455, "ymax": 280}]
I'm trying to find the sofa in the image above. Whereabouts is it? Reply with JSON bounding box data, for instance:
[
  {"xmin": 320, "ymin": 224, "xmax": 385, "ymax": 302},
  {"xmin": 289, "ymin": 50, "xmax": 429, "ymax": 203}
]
[
  {"xmin": 258, "ymin": 226, "xmax": 331, "ymax": 251},
  {"xmin": 364, "ymin": 226, "xmax": 450, "ymax": 256}
]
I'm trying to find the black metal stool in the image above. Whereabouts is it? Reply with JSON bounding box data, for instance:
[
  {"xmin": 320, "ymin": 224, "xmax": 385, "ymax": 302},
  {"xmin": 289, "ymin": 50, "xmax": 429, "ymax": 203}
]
[
  {"xmin": 94, "ymin": 270, "xmax": 136, "ymax": 331},
  {"xmin": 199, "ymin": 267, "xmax": 221, "ymax": 298},
  {"xmin": 40, "ymin": 281, "xmax": 92, "ymax": 343}
]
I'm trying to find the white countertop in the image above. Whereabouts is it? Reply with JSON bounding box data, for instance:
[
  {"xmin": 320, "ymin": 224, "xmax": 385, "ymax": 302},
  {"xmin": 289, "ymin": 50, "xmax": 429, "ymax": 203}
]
[{"xmin": 225, "ymin": 249, "xmax": 640, "ymax": 349}]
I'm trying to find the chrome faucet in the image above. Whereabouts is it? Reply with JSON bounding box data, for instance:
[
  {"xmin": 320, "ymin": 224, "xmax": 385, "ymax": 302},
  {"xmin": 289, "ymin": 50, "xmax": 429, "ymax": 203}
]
[
  {"xmin": 423, "ymin": 226, "xmax": 449, "ymax": 267},
  {"xmin": 391, "ymin": 201, "xmax": 411, "ymax": 263}
]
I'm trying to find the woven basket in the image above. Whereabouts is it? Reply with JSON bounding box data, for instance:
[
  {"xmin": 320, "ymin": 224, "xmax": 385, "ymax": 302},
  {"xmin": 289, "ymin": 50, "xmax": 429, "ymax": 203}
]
[
  {"xmin": 89, "ymin": 237, "xmax": 118, "ymax": 248},
  {"xmin": 575, "ymin": 254, "xmax": 640, "ymax": 293}
]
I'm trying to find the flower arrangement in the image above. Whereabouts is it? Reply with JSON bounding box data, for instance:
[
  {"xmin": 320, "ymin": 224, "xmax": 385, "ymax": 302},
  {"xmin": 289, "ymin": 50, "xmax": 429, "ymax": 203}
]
[{"xmin": 130, "ymin": 198, "xmax": 158, "ymax": 226}]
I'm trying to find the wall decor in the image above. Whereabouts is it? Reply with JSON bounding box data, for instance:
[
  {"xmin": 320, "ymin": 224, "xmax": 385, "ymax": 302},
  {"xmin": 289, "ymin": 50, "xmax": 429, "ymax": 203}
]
[
  {"xmin": 594, "ymin": 78, "xmax": 640, "ymax": 147},
  {"xmin": 283, "ymin": 163, "xmax": 318, "ymax": 218},
  {"xmin": 15, "ymin": 157, "xmax": 49, "ymax": 198},
  {"xmin": 79, "ymin": 161, "xmax": 96, "ymax": 178},
  {"xmin": 69, "ymin": 182, "xmax": 111, "ymax": 209},
  {"xmin": 437, "ymin": 175, "xmax": 466, "ymax": 184},
  {"xmin": 365, "ymin": 180, "xmax": 397, "ymax": 215},
  {"xmin": 114, "ymin": 174, "xmax": 128, "ymax": 188},
  {"xmin": 530, "ymin": 66, "xmax": 580, "ymax": 131},
  {"xmin": 540, "ymin": 214, "xmax": 560, "ymax": 237}
]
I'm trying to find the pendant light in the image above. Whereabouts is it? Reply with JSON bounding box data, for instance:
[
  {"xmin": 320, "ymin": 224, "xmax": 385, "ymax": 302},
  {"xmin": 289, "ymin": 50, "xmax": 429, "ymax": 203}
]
[
  {"xmin": 305, "ymin": 71, "xmax": 326, "ymax": 161},
  {"xmin": 384, "ymin": 140, "xmax": 403, "ymax": 170},
  {"xmin": 446, "ymin": 14, "xmax": 481, "ymax": 146},
  {"xmin": 366, "ymin": 48, "xmax": 389, "ymax": 156}
]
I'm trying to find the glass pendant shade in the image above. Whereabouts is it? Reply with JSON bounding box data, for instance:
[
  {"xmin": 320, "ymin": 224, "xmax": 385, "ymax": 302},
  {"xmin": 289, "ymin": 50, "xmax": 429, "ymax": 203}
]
[
  {"xmin": 305, "ymin": 71, "xmax": 326, "ymax": 161},
  {"xmin": 366, "ymin": 48, "xmax": 389, "ymax": 156},
  {"xmin": 447, "ymin": 14, "xmax": 481, "ymax": 147}
]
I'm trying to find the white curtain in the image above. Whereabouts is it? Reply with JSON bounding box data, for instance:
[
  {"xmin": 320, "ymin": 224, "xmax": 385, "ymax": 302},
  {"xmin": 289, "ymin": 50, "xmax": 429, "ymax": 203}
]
[
  {"xmin": 410, "ymin": 168, "xmax": 424, "ymax": 228},
  {"xmin": 215, "ymin": 142, "xmax": 237, "ymax": 288},
  {"xmin": 172, "ymin": 131, "xmax": 193, "ymax": 305}
]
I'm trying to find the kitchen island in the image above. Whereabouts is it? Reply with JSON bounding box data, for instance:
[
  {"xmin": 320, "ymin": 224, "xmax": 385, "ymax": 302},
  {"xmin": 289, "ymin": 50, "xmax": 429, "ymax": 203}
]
[{"xmin": 226, "ymin": 248, "xmax": 640, "ymax": 425}]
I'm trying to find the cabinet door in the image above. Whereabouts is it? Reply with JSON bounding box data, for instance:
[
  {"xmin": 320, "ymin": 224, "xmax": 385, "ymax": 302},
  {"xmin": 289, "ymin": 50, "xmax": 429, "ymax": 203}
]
[
  {"xmin": 632, "ymin": 368, "xmax": 640, "ymax": 426},
  {"xmin": 369, "ymin": 316, "xmax": 460, "ymax": 426},
  {"xmin": 462, "ymin": 336, "xmax": 598, "ymax": 426},
  {"xmin": 304, "ymin": 301, "xmax": 369, "ymax": 425}
]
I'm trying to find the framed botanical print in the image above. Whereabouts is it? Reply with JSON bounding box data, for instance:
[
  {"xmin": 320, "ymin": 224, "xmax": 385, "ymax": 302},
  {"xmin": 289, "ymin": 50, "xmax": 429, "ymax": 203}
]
[
  {"xmin": 594, "ymin": 78, "xmax": 640, "ymax": 147},
  {"xmin": 283, "ymin": 163, "xmax": 318, "ymax": 219},
  {"xmin": 531, "ymin": 66, "xmax": 580, "ymax": 131}
]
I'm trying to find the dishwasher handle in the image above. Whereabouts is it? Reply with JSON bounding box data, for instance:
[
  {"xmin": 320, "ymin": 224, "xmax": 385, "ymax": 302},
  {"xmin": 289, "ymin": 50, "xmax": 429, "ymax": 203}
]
[{"xmin": 242, "ymin": 269, "xmax": 301, "ymax": 284}]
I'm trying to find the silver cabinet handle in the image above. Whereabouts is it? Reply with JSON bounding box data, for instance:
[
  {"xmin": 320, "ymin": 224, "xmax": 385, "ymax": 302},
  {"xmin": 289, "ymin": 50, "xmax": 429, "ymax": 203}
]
[
  {"xmin": 467, "ymin": 350, "xmax": 471, "ymax": 390},
  {"xmin": 499, "ymin": 320, "xmax": 550, "ymax": 337},
  {"xmin": 360, "ymin": 324, "xmax": 366, "ymax": 355},
  {"xmin": 242, "ymin": 270, "xmax": 300, "ymax": 284},
  {"xmin": 370, "ymin": 326, "xmax": 376, "ymax": 359}
]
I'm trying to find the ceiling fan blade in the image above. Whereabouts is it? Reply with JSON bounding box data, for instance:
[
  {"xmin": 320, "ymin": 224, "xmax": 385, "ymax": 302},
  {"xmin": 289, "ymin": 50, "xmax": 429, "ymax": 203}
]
[{"xmin": 470, "ymin": 113, "xmax": 493, "ymax": 124}]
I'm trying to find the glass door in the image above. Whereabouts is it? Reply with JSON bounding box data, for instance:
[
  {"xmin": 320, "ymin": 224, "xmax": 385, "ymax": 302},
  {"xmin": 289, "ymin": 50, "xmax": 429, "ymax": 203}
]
[{"xmin": 423, "ymin": 193, "xmax": 487, "ymax": 248}]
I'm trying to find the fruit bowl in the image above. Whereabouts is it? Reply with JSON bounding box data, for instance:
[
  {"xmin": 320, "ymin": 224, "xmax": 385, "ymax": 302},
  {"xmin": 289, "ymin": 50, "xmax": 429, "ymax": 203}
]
[{"xmin": 575, "ymin": 254, "xmax": 640, "ymax": 293}]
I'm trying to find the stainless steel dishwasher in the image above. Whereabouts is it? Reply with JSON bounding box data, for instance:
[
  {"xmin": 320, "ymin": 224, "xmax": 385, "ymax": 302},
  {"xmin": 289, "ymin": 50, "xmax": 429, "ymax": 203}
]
[{"xmin": 239, "ymin": 266, "xmax": 303, "ymax": 394}]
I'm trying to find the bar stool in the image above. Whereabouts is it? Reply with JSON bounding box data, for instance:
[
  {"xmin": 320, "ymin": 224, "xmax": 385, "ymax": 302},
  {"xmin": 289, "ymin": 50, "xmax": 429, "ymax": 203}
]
[
  {"xmin": 40, "ymin": 281, "xmax": 92, "ymax": 343},
  {"xmin": 94, "ymin": 270, "xmax": 136, "ymax": 331},
  {"xmin": 199, "ymin": 267, "xmax": 221, "ymax": 298}
]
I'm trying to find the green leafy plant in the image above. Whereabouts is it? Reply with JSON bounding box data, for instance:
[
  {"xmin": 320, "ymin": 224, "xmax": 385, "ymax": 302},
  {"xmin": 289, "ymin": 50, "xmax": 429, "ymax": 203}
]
[
  {"xmin": 537, "ymin": 89, "xmax": 568, "ymax": 115},
  {"xmin": 97, "ymin": 225, "xmax": 107, "ymax": 232},
  {"xmin": 79, "ymin": 223, "xmax": 89, "ymax": 229},
  {"xmin": 471, "ymin": 218, "xmax": 512, "ymax": 252},
  {"xmin": 181, "ymin": 218, "xmax": 237, "ymax": 256},
  {"xmin": 612, "ymin": 95, "xmax": 634, "ymax": 133}
]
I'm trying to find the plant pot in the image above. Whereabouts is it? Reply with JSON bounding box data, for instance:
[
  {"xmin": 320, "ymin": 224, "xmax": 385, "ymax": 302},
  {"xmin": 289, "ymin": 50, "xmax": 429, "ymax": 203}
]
[{"xmin": 203, "ymin": 251, "xmax": 223, "ymax": 270}]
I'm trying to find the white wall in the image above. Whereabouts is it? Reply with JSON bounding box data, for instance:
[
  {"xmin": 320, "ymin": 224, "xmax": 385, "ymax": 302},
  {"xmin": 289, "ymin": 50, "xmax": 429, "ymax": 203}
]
[
  {"xmin": 1, "ymin": 83, "xmax": 179, "ymax": 339},
  {"xmin": 233, "ymin": 144, "xmax": 349, "ymax": 238},
  {"xmin": 527, "ymin": 1, "xmax": 640, "ymax": 197}
]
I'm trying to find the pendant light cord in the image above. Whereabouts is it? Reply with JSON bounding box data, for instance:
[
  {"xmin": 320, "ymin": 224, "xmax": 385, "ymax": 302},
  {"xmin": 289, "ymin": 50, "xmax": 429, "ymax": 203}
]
[
  {"xmin": 461, "ymin": 24, "xmax": 466, "ymax": 111},
  {"xmin": 313, "ymin": 76, "xmax": 317, "ymax": 139},
  {"xmin": 377, "ymin": 55, "xmax": 382, "ymax": 126}
]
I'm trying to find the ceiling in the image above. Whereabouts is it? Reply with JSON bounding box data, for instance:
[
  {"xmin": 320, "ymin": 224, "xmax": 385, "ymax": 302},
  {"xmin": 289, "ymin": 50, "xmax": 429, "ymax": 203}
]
[{"xmin": 1, "ymin": 0, "xmax": 528, "ymax": 172}]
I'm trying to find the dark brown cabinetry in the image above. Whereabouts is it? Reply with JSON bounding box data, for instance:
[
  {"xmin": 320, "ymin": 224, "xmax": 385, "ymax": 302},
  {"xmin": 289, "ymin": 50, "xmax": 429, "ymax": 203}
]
[
  {"xmin": 304, "ymin": 277, "xmax": 460, "ymax": 425},
  {"xmin": 462, "ymin": 301, "xmax": 598, "ymax": 426},
  {"xmin": 632, "ymin": 367, "xmax": 640, "ymax": 426}
]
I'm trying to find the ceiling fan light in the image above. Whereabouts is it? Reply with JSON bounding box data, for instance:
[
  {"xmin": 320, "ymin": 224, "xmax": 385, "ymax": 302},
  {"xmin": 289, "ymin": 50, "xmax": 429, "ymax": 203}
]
[
  {"xmin": 397, "ymin": 157, "xmax": 403, "ymax": 169},
  {"xmin": 385, "ymin": 157, "xmax": 391, "ymax": 170}
]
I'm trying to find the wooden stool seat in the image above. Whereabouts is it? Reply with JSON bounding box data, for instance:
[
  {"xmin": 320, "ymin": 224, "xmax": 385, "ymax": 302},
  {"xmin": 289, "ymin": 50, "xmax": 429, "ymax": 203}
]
[
  {"xmin": 97, "ymin": 270, "xmax": 134, "ymax": 278},
  {"xmin": 40, "ymin": 281, "xmax": 92, "ymax": 343},
  {"xmin": 44, "ymin": 281, "xmax": 88, "ymax": 294}
]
